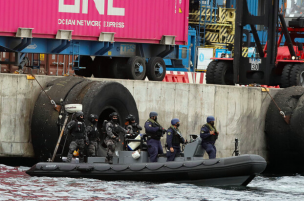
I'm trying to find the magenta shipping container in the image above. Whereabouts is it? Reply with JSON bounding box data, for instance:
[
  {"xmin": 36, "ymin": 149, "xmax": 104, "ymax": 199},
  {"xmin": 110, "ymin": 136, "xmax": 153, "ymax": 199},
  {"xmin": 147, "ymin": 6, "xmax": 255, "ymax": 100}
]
[{"xmin": 0, "ymin": 0, "xmax": 189, "ymax": 45}]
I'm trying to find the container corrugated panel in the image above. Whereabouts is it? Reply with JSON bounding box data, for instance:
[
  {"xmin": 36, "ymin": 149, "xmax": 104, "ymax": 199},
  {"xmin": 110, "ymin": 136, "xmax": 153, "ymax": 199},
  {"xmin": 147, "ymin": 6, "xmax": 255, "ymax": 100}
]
[
  {"xmin": 0, "ymin": 52, "xmax": 10, "ymax": 73},
  {"xmin": 0, "ymin": 0, "xmax": 189, "ymax": 45}
]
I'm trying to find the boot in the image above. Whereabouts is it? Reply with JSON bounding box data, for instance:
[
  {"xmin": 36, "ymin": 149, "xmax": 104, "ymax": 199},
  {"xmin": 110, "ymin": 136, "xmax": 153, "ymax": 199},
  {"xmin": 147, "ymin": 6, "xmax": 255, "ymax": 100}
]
[
  {"xmin": 66, "ymin": 153, "xmax": 73, "ymax": 163},
  {"xmin": 108, "ymin": 157, "xmax": 113, "ymax": 164}
]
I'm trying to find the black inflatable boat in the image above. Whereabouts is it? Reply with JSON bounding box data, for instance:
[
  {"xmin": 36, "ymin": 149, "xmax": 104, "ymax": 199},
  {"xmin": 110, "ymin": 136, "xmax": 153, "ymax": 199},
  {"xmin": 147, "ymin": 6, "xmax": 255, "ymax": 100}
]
[{"xmin": 26, "ymin": 136, "xmax": 266, "ymax": 186}]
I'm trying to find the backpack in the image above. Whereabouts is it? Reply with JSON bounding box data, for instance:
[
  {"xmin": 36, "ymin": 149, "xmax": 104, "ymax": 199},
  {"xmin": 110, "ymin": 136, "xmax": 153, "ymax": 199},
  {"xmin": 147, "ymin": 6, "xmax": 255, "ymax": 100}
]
[{"xmin": 101, "ymin": 120, "xmax": 108, "ymax": 135}]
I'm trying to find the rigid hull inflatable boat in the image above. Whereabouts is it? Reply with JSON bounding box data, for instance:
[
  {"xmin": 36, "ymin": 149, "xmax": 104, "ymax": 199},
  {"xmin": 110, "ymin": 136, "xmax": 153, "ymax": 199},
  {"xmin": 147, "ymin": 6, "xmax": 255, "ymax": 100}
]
[{"xmin": 26, "ymin": 136, "xmax": 266, "ymax": 186}]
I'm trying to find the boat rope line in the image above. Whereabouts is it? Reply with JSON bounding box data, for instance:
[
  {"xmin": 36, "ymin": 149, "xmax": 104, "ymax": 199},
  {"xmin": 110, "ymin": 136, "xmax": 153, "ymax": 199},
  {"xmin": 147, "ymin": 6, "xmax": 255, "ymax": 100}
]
[
  {"xmin": 260, "ymin": 86, "xmax": 290, "ymax": 124},
  {"xmin": 31, "ymin": 74, "xmax": 61, "ymax": 112}
]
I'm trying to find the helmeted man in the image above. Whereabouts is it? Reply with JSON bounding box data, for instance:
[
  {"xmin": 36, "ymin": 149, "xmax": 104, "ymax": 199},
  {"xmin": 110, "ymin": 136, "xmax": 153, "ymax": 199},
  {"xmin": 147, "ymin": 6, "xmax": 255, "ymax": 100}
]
[
  {"xmin": 166, "ymin": 118, "xmax": 185, "ymax": 162},
  {"xmin": 200, "ymin": 116, "xmax": 219, "ymax": 159},
  {"xmin": 144, "ymin": 112, "xmax": 166, "ymax": 162},
  {"xmin": 104, "ymin": 112, "xmax": 129, "ymax": 164},
  {"xmin": 125, "ymin": 114, "xmax": 142, "ymax": 139},
  {"xmin": 65, "ymin": 111, "xmax": 88, "ymax": 163},
  {"xmin": 86, "ymin": 114, "xmax": 100, "ymax": 157}
]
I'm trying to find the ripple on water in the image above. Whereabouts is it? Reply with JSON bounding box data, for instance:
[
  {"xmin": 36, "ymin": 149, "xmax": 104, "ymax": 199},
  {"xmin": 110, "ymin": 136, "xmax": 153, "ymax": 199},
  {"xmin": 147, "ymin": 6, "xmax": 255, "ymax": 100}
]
[{"xmin": 0, "ymin": 164, "xmax": 304, "ymax": 201}]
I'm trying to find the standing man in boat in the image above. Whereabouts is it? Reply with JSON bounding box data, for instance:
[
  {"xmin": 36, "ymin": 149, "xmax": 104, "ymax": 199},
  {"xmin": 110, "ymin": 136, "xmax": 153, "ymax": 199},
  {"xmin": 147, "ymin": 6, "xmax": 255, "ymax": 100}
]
[
  {"xmin": 65, "ymin": 111, "xmax": 88, "ymax": 163},
  {"xmin": 166, "ymin": 118, "xmax": 185, "ymax": 161},
  {"xmin": 104, "ymin": 112, "xmax": 129, "ymax": 164},
  {"xmin": 86, "ymin": 114, "xmax": 100, "ymax": 157},
  {"xmin": 144, "ymin": 112, "xmax": 166, "ymax": 162},
  {"xmin": 200, "ymin": 116, "xmax": 219, "ymax": 159},
  {"xmin": 125, "ymin": 114, "xmax": 142, "ymax": 138}
]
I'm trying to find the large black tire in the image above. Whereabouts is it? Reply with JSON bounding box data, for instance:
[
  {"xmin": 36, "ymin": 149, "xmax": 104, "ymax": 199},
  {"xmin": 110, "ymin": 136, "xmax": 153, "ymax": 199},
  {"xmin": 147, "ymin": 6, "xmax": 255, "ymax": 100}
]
[
  {"xmin": 213, "ymin": 61, "xmax": 234, "ymax": 85},
  {"xmin": 289, "ymin": 63, "xmax": 304, "ymax": 87},
  {"xmin": 108, "ymin": 58, "xmax": 128, "ymax": 79},
  {"xmin": 265, "ymin": 86, "xmax": 304, "ymax": 173},
  {"xmin": 126, "ymin": 56, "xmax": 146, "ymax": 80},
  {"xmin": 92, "ymin": 57, "xmax": 112, "ymax": 78},
  {"xmin": 289, "ymin": 94, "xmax": 304, "ymax": 172},
  {"xmin": 206, "ymin": 61, "xmax": 218, "ymax": 84},
  {"xmin": 281, "ymin": 63, "xmax": 293, "ymax": 88},
  {"xmin": 74, "ymin": 56, "xmax": 93, "ymax": 77},
  {"xmin": 31, "ymin": 77, "xmax": 139, "ymax": 162},
  {"xmin": 31, "ymin": 77, "xmax": 85, "ymax": 162},
  {"xmin": 146, "ymin": 57, "xmax": 166, "ymax": 81}
]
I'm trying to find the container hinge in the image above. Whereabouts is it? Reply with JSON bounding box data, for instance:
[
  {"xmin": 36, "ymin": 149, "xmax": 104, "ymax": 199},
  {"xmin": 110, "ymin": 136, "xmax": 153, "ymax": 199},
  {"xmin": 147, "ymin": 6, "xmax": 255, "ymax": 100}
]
[
  {"xmin": 16, "ymin": 28, "xmax": 33, "ymax": 38},
  {"xmin": 56, "ymin": 30, "xmax": 73, "ymax": 40},
  {"xmin": 99, "ymin": 32, "xmax": 115, "ymax": 42},
  {"xmin": 160, "ymin": 35, "xmax": 176, "ymax": 45}
]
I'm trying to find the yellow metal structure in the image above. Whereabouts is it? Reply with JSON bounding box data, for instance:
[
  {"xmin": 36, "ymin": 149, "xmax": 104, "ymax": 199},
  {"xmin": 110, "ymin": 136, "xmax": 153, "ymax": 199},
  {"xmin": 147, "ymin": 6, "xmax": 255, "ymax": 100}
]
[{"xmin": 26, "ymin": 75, "xmax": 35, "ymax": 80}]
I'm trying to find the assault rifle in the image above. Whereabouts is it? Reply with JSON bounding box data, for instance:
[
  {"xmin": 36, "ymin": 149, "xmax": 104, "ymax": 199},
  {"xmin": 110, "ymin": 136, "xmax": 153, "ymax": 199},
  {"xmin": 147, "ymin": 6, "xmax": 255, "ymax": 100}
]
[
  {"xmin": 171, "ymin": 127, "xmax": 188, "ymax": 144},
  {"xmin": 153, "ymin": 121, "xmax": 167, "ymax": 137}
]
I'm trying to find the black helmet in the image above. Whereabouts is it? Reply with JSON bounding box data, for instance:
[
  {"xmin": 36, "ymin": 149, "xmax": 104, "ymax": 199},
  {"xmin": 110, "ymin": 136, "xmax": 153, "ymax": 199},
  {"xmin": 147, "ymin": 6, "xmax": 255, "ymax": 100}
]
[
  {"xmin": 126, "ymin": 114, "xmax": 135, "ymax": 122},
  {"xmin": 89, "ymin": 114, "xmax": 98, "ymax": 123},
  {"xmin": 75, "ymin": 111, "xmax": 84, "ymax": 120},
  {"xmin": 109, "ymin": 112, "xmax": 118, "ymax": 119}
]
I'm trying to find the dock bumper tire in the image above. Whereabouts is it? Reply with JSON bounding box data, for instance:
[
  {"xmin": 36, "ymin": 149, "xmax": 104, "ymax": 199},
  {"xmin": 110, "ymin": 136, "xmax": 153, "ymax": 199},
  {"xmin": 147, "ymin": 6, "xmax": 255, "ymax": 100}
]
[
  {"xmin": 213, "ymin": 61, "xmax": 234, "ymax": 85},
  {"xmin": 126, "ymin": 56, "xmax": 146, "ymax": 80},
  {"xmin": 147, "ymin": 57, "xmax": 166, "ymax": 81},
  {"xmin": 206, "ymin": 61, "xmax": 218, "ymax": 84},
  {"xmin": 74, "ymin": 56, "xmax": 93, "ymax": 77},
  {"xmin": 31, "ymin": 77, "xmax": 139, "ymax": 162},
  {"xmin": 265, "ymin": 86, "xmax": 304, "ymax": 173}
]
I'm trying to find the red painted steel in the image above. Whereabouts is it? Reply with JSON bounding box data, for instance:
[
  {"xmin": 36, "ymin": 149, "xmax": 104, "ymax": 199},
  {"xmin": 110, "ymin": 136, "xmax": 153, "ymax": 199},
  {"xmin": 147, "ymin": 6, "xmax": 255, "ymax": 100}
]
[{"xmin": 0, "ymin": 0, "xmax": 189, "ymax": 45}]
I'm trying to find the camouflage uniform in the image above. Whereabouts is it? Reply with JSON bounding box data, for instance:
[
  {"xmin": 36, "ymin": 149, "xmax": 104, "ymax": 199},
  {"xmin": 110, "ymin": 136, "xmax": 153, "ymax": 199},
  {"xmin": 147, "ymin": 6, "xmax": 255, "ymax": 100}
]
[
  {"xmin": 125, "ymin": 123, "xmax": 142, "ymax": 138},
  {"xmin": 65, "ymin": 120, "xmax": 87, "ymax": 163},
  {"xmin": 104, "ymin": 121, "xmax": 128, "ymax": 163},
  {"xmin": 86, "ymin": 123, "xmax": 100, "ymax": 157}
]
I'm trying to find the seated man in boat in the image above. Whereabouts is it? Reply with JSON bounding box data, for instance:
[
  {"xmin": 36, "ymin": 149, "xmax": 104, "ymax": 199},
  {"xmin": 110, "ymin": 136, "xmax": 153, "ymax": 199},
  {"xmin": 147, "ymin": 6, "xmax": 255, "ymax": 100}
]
[
  {"xmin": 125, "ymin": 114, "xmax": 142, "ymax": 139},
  {"xmin": 200, "ymin": 116, "xmax": 219, "ymax": 159},
  {"xmin": 65, "ymin": 111, "xmax": 88, "ymax": 163},
  {"xmin": 144, "ymin": 112, "xmax": 166, "ymax": 162},
  {"xmin": 85, "ymin": 114, "xmax": 100, "ymax": 157},
  {"xmin": 166, "ymin": 118, "xmax": 185, "ymax": 162},
  {"xmin": 104, "ymin": 112, "xmax": 129, "ymax": 164}
]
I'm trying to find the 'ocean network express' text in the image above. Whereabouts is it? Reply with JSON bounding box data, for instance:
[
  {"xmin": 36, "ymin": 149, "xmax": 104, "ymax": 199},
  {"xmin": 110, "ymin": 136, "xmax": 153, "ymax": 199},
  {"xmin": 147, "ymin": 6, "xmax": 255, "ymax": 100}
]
[{"xmin": 58, "ymin": 19, "xmax": 124, "ymax": 28}]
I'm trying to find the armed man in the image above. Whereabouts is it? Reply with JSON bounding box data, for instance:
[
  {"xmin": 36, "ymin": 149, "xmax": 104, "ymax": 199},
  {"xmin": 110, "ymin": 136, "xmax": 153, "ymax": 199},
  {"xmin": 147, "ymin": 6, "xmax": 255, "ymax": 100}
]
[
  {"xmin": 200, "ymin": 116, "xmax": 219, "ymax": 159},
  {"xmin": 104, "ymin": 112, "xmax": 129, "ymax": 164},
  {"xmin": 125, "ymin": 114, "xmax": 142, "ymax": 138},
  {"xmin": 166, "ymin": 118, "xmax": 185, "ymax": 162},
  {"xmin": 144, "ymin": 112, "xmax": 166, "ymax": 162},
  {"xmin": 65, "ymin": 111, "xmax": 88, "ymax": 163},
  {"xmin": 86, "ymin": 114, "xmax": 100, "ymax": 157}
]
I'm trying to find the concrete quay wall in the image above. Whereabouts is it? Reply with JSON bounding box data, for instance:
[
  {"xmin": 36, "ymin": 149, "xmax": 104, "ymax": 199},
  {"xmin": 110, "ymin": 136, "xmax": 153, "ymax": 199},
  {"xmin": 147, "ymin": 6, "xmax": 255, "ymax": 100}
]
[{"xmin": 0, "ymin": 74, "xmax": 279, "ymax": 160}]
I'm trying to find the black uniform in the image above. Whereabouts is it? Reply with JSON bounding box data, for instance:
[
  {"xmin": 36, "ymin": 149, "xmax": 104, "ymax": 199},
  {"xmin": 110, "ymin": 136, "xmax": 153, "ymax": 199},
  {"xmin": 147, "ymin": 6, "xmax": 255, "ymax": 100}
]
[
  {"xmin": 166, "ymin": 126, "xmax": 185, "ymax": 161},
  {"xmin": 65, "ymin": 119, "xmax": 87, "ymax": 163}
]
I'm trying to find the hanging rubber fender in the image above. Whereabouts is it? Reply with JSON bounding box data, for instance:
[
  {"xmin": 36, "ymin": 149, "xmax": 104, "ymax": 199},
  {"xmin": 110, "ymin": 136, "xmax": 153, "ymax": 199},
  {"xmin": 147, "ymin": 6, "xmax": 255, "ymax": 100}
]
[
  {"xmin": 31, "ymin": 77, "xmax": 139, "ymax": 162},
  {"xmin": 289, "ymin": 94, "xmax": 304, "ymax": 170},
  {"xmin": 31, "ymin": 77, "xmax": 85, "ymax": 162},
  {"xmin": 265, "ymin": 86, "xmax": 304, "ymax": 173}
]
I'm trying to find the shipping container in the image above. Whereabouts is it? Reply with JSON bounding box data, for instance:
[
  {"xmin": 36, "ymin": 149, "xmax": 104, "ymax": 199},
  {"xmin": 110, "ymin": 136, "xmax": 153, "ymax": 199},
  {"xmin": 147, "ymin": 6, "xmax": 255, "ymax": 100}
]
[
  {"xmin": 0, "ymin": 0, "xmax": 189, "ymax": 45},
  {"xmin": 0, "ymin": 52, "xmax": 10, "ymax": 73},
  {"xmin": 0, "ymin": 0, "xmax": 190, "ymax": 81}
]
